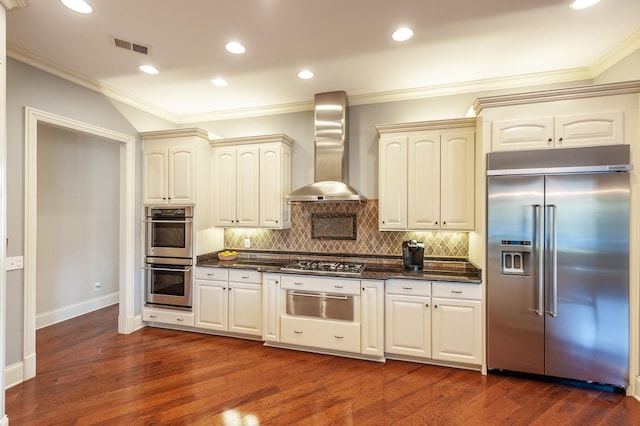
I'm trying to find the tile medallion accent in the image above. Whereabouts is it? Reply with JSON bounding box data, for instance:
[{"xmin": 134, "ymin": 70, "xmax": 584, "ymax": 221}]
[
  {"xmin": 224, "ymin": 200, "xmax": 469, "ymax": 258},
  {"xmin": 311, "ymin": 213, "xmax": 357, "ymax": 240}
]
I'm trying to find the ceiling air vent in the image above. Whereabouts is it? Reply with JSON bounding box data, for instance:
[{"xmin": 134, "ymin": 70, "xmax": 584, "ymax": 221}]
[{"xmin": 113, "ymin": 37, "xmax": 150, "ymax": 55}]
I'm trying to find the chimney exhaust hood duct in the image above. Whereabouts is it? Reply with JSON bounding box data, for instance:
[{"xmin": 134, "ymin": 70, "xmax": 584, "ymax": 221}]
[{"xmin": 286, "ymin": 91, "xmax": 367, "ymax": 202}]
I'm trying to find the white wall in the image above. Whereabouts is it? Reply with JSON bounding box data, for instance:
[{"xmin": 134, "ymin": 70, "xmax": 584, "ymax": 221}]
[{"xmin": 36, "ymin": 124, "xmax": 119, "ymax": 327}]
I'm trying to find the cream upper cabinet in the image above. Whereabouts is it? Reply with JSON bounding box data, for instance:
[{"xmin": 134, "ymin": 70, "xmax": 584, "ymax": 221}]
[
  {"xmin": 260, "ymin": 143, "xmax": 292, "ymax": 228},
  {"xmin": 378, "ymin": 136, "xmax": 408, "ymax": 230},
  {"xmin": 492, "ymin": 111, "xmax": 624, "ymax": 152},
  {"xmin": 211, "ymin": 135, "xmax": 293, "ymax": 229},
  {"xmin": 377, "ymin": 118, "xmax": 476, "ymax": 231},
  {"xmin": 142, "ymin": 129, "xmax": 208, "ymax": 205}
]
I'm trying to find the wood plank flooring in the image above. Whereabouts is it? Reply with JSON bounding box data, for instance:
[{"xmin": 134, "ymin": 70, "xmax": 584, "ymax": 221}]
[{"xmin": 6, "ymin": 304, "xmax": 640, "ymax": 425}]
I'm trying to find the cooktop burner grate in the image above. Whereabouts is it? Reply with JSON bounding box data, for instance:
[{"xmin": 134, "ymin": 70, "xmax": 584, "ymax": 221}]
[{"xmin": 281, "ymin": 260, "xmax": 365, "ymax": 276}]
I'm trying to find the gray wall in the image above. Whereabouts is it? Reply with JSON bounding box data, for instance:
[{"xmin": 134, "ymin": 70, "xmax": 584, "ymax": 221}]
[
  {"xmin": 36, "ymin": 124, "xmax": 119, "ymax": 319},
  {"xmin": 5, "ymin": 58, "xmax": 166, "ymax": 365}
]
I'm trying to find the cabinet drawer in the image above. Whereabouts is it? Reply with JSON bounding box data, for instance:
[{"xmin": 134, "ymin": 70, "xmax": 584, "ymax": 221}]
[
  {"xmin": 195, "ymin": 267, "xmax": 229, "ymax": 281},
  {"xmin": 432, "ymin": 282, "xmax": 482, "ymax": 300},
  {"xmin": 229, "ymin": 269, "xmax": 261, "ymax": 284},
  {"xmin": 281, "ymin": 275, "xmax": 360, "ymax": 294},
  {"xmin": 280, "ymin": 316, "xmax": 360, "ymax": 353},
  {"xmin": 143, "ymin": 307, "xmax": 195, "ymax": 327},
  {"xmin": 385, "ymin": 279, "xmax": 431, "ymax": 297}
]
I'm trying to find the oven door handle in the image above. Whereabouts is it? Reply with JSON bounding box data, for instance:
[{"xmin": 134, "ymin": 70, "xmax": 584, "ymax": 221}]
[
  {"xmin": 288, "ymin": 291, "xmax": 350, "ymax": 300},
  {"xmin": 143, "ymin": 266, "xmax": 192, "ymax": 272},
  {"xmin": 144, "ymin": 219, "xmax": 193, "ymax": 224}
]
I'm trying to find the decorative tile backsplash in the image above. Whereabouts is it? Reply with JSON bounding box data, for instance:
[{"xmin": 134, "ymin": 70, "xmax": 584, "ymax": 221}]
[{"xmin": 224, "ymin": 200, "xmax": 469, "ymax": 258}]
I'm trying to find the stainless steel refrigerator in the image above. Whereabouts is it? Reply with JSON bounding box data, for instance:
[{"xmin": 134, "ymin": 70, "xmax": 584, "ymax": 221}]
[{"xmin": 486, "ymin": 145, "xmax": 631, "ymax": 389}]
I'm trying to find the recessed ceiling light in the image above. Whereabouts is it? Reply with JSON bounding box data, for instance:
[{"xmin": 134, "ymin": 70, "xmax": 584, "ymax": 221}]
[
  {"xmin": 226, "ymin": 41, "xmax": 246, "ymax": 54},
  {"xmin": 211, "ymin": 78, "xmax": 228, "ymax": 87},
  {"xmin": 297, "ymin": 70, "xmax": 314, "ymax": 80},
  {"xmin": 392, "ymin": 27, "xmax": 413, "ymax": 42},
  {"xmin": 61, "ymin": 0, "xmax": 93, "ymax": 14},
  {"xmin": 570, "ymin": 0, "xmax": 600, "ymax": 9},
  {"xmin": 139, "ymin": 64, "xmax": 159, "ymax": 75}
]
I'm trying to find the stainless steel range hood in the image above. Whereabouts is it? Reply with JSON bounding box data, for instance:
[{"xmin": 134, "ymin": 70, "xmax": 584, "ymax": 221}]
[{"xmin": 286, "ymin": 91, "xmax": 366, "ymax": 202}]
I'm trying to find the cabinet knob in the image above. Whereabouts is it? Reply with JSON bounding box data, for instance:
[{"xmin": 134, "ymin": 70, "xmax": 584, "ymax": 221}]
[
  {"xmin": 548, "ymin": 138, "xmax": 552, "ymax": 142},
  {"xmin": 434, "ymin": 305, "xmax": 438, "ymax": 308},
  {"xmin": 558, "ymin": 137, "xmax": 563, "ymax": 142},
  {"xmin": 382, "ymin": 220, "xmax": 385, "ymax": 224},
  {"xmin": 425, "ymin": 304, "xmax": 429, "ymax": 308}
]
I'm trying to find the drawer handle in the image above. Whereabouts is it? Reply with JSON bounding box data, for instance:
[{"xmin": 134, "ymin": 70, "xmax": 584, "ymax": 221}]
[
  {"xmin": 207, "ymin": 273, "xmax": 215, "ymax": 276},
  {"xmin": 241, "ymin": 276, "xmax": 250, "ymax": 279},
  {"xmin": 402, "ymin": 287, "xmax": 413, "ymax": 290},
  {"xmin": 334, "ymin": 336, "xmax": 344, "ymax": 339},
  {"xmin": 149, "ymin": 315, "xmax": 157, "ymax": 319},
  {"xmin": 294, "ymin": 282, "xmax": 304, "ymax": 285},
  {"xmin": 294, "ymin": 330, "xmax": 303, "ymax": 334},
  {"xmin": 451, "ymin": 290, "xmax": 463, "ymax": 294},
  {"xmin": 334, "ymin": 285, "xmax": 344, "ymax": 289},
  {"xmin": 176, "ymin": 318, "xmax": 184, "ymax": 322}
]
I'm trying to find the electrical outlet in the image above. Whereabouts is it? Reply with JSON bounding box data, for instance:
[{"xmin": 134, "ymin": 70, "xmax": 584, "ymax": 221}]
[
  {"xmin": 244, "ymin": 238, "xmax": 251, "ymax": 248},
  {"xmin": 6, "ymin": 256, "xmax": 24, "ymax": 271},
  {"xmin": 94, "ymin": 282, "xmax": 102, "ymax": 292}
]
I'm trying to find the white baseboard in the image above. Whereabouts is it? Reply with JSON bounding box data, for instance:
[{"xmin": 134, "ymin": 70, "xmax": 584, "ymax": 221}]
[
  {"xmin": 0, "ymin": 414, "xmax": 8, "ymax": 426},
  {"xmin": 36, "ymin": 292, "xmax": 119, "ymax": 329},
  {"xmin": 635, "ymin": 375, "xmax": 640, "ymax": 400},
  {"xmin": 5, "ymin": 361, "xmax": 24, "ymax": 389}
]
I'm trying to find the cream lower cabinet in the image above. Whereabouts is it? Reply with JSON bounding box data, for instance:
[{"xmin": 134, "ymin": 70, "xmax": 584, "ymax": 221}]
[
  {"xmin": 143, "ymin": 306, "xmax": 195, "ymax": 327},
  {"xmin": 377, "ymin": 118, "xmax": 475, "ymax": 231},
  {"xmin": 211, "ymin": 135, "xmax": 293, "ymax": 229},
  {"xmin": 384, "ymin": 279, "xmax": 431, "ymax": 358},
  {"xmin": 195, "ymin": 267, "xmax": 262, "ymax": 336},
  {"xmin": 431, "ymin": 282, "xmax": 482, "ymax": 366},
  {"xmin": 262, "ymin": 273, "xmax": 281, "ymax": 342},
  {"xmin": 361, "ymin": 280, "xmax": 384, "ymax": 357}
]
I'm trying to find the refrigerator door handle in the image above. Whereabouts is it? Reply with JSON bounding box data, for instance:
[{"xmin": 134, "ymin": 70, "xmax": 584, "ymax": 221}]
[
  {"xmin": 547, "ymin": 204, "xmax": 558, "ymax": 317},
  {"xmin": 534, "ymin": 204, "xmax": 544, "ymax": 316}
]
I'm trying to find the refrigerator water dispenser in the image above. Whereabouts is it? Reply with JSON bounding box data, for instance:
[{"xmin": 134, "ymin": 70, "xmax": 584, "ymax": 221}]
[{"xmin": 500, "ymin": 240, "xmax": 531, "ymax": 276}]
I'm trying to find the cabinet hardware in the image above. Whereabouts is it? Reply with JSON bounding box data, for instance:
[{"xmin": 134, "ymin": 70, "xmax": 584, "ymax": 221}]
[
  {"xmin": 434, "ymin": 305, "xmax": 438, "ymax": 308},
  {"xmin": 176, "ymin": 318, "xmax": 184, "ymax": 322},
  {"xmin": 294, "ymin": 282, "xmax": 303, "ymax": 285},
  {"xmin": 334, "ymin": 285, "xmax": 344, "ymax": 289},
  {"xmin": 294, "ymin": 330, "xmax": 303, "ymax": 334},
  {"xmin": 558, "ymin": 137, "xmax": 563, "ymax": 142},
  {"xmin": 334, "ymin": 336, "xmax": 344, "ymax": 339},
  {"xmin": 548, "ymin": 138, "xmax": 553, "ymax": 142},
  {"xmin": 241, "ymin": 275, "xmax": 250, "ymax": 279},
  {"xmin": 150, "ymin": 315, "xmax": 157, "ymax": 319},
  {"xmin": 402, "ymin": 287, "xmax": 413, "ymax": 290},
  {"xmin": 426, "ymin": 304, "xmax": 429, "ymax": 307},
  {"xmin": 451, "ymin": 290, "xmax": 462, "ymax": 294}
]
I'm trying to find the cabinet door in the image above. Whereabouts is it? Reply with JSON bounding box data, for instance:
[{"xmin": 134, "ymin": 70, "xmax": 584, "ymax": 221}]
[
  {"xmin": 236, "ymin": 146, "xmax": 260, "ymax": 227},
  {"xmin": 228, "ymin": 282, "xmax": 262, "ymax": 336},
  {"xmin": 143, "ymin": 148, "xmax": 168, "ymax": 204},
  {"xmin": 431, "ymin": 297, "xmax": 482, "ymax": 365},
  {"xmin": 555, "ymin": 111, "xmax": 623, "ymax": 148},
  {"xmin": 262, "ymin": 274, "xmax": 281, "ymax": 342},
  {"xmin": 361, "ymin": 280, "xmax": 384, "ymax": 357},
  {"xmin": 379, "ymin": 136, "xmax": 407, "ymax": 230},
  {"xmin": 384, "ymin": 294, "xmax": 431, "ymax": 358},
  {"xmin": 195, "ymin": 280, "xmax": 228, "ymax": 331},
  {"xmin": 168, "ymin": 146, "xmax": 195, "ymax": 204},
  {"xmin": 408, "ymin": 134, "xmax": 440, "ymax": 230},
  {"xmin": 492, "ymin": 118, "xmax": 554, "ymax": 151},
  {"xmin": 440, "ymin": 130, "xmax": 475, "ymax": 230},
  {"xmin": 260, "ymin": 144, "xmax": 284, "ymax": 228},
  {"xmin": 212, "ymin": 147, "xmax": 237, "ymax": 227}
]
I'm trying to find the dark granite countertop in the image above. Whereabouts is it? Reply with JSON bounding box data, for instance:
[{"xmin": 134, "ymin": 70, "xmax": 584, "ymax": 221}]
[{"xmin": 197, "ymin": 250, "xmax": 481, "ymax": 284}]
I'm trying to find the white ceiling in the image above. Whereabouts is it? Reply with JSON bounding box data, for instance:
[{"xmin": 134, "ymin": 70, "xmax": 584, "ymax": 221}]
[{"xmin": 6, "ymin": 0, "xmax": 640, "ymax": 122}]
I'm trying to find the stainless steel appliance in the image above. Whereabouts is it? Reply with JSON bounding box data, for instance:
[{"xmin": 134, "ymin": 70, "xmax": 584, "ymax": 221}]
[
  {"xmin": 145, "ymin": 206, "xmax": 193, "ymax": 259},
  {"xmin": 145, "ymin": 256, "xmax": 193, "ymax": 308},
  {"xmin": 286, "ymin": 291, "xmax": 355, "ymax": 321},
  {"xmin": 281, "ymin": 260, "xmax": 365, "ymax": 276},
  {"xmin": 402, "ymin": 240, "xmax": 424, "ymax": 271},
  {"xmin": 486, "ymin": 145, "xmax": 631, "ymax": 389}
]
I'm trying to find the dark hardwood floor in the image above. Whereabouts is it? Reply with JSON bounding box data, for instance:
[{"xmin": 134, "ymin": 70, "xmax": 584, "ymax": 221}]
[{"xmin": 6, "ymin": 305, "xmax": 640, "ymax": 425}]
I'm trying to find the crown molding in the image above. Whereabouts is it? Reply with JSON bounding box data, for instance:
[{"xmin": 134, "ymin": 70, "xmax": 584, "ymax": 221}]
[
  {"xmin": 590, "ymin": 28, "xmax": 640, "ymax": 78},
  {"xmin": 209, "ymin": 133, "xmax": 295, "ymax": 148},
  {"xmin": 376, "ymin": 117, "xmax": 477, "ymax": 134},
  {"xmin": 6, "ymin": 42, "xmax": 178, "ymax": 123},
  {"xmin": 1, "ymin": 0, "xmax": 29, "ymax": 10},
  {"xmin": 139, "ymin": 127, "xmax": 210, "ymax": 141},
  {"xmin": 473, "ymin": 80, "xmax": 640, "ymax": 113}
]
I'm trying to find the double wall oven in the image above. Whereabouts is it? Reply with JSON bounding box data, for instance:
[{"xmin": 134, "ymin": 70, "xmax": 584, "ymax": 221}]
[{"xmin": 144, "ymin": 206, "xmax": 193, "ymax": 309}]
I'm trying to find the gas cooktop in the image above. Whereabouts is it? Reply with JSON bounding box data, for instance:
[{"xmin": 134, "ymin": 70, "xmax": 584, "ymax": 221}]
[{"xmin": 281, "ymin": 260, "xmax": 365, "ymax": 277}]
